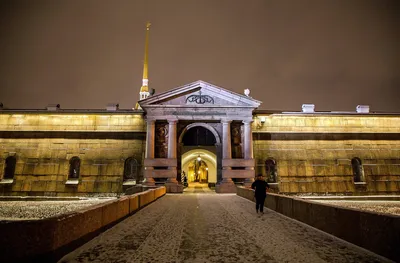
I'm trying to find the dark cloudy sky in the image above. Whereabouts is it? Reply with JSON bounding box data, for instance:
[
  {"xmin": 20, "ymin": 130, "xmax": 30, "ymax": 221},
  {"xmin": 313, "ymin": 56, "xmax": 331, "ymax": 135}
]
[{"xmin": 0, "ymin": 0, "xmax": 399, "ymax": 111}]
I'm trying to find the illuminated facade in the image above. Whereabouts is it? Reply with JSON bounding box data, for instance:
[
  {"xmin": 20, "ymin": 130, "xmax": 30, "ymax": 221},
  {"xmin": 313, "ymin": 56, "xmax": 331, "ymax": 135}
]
[{"xmin": 0, "ymin": 80, "xmax": 399, "ymax": 195}]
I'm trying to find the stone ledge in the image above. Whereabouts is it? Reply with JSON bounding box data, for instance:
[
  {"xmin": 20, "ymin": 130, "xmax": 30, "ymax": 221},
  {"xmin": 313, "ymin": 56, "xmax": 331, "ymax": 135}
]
[
  {"xmin": 122, "ymin": 180, "xmax": 136, "ymax": 186},
  {"xmin": 354, "ymin": 182, "xmax": 367, "ymax": 185},
  {"xmin": 65, "ymin": 179, "xmax": 79, "ymax": 185},
  {"xmin": 0, "ymin": 179, "xmax": 14, "ymax": 184}
]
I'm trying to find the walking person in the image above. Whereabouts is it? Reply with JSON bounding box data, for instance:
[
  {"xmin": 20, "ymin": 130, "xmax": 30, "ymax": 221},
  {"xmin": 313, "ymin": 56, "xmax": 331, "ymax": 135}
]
[{"xmin": 251, "ymin": 174, "xmax": 270, "ymax": 214}]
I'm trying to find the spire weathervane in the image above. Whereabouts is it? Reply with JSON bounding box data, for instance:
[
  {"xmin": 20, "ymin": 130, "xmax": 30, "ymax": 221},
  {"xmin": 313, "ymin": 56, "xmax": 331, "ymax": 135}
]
[{"xmin": 135, "ymin": 22, "xmax": 151, "ymax": 109}]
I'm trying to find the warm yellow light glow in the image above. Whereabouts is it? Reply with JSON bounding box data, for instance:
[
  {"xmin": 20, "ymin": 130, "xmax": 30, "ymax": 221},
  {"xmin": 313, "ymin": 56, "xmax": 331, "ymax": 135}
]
[{"xmin": 206, "ymin": 167, "xmax": 208, "ymax": 170}]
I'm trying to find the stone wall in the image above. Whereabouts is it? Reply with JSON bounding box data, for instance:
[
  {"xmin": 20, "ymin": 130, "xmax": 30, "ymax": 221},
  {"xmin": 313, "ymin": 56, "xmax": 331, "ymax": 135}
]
[
  {"xmin": 0, "ymin": 187, "xmax": 166, "ymax": 263},
  {"xmin": 1, "ymin": 111, "xmax": 400, "ymax": 195},
  {"xmin": 253, "ymin": 114, "xmax": 400, "ymax": 194},
  {"xmin": 237, "ymin": 186, "xmax": 400, "ymax": 262},
  {"xmin": 0, "ymin": 113, "xmax": 145, "ymax": 132},
  {"xmin": 0, "ymin": 112, "xmax": 146, "ymax": 195}
]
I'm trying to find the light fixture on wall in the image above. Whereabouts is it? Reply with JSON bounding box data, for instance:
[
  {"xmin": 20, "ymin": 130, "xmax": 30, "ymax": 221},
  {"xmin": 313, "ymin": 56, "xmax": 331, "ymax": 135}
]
[
  {"xmin": 256, "ymin": 116, "xmax": 266, "ymax": 129},
  {"xmin": 197, "ymin": 155, "xmax": 201, "ymax": 161}
]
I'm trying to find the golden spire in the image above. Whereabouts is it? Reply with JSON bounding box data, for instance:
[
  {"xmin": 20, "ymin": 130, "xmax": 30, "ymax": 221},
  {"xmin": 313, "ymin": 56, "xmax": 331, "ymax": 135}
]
[
  {"xmin": 141, "ymin": 22, "xmax": 151, "ymax": 93},
  {"xmin": 135, "ymin": 22, "xmax": 151, "ymax": 110}
]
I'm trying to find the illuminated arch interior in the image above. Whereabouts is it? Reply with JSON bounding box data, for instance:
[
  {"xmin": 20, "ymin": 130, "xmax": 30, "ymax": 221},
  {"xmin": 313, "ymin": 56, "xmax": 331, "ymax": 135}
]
[{"xmin": 181, "ymin": 149, "xmax": 217, "ymax": 184}]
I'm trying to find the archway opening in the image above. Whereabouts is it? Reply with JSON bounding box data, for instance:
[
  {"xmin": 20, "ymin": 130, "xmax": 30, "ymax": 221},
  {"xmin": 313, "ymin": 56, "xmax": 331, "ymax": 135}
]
[
  {"xmin": 180, "ymin": 124, "xmax": 219, "ymax": 189},
  {"xmin": 181, "ymin": 149, "xmax": 217, "ymax": 187}
]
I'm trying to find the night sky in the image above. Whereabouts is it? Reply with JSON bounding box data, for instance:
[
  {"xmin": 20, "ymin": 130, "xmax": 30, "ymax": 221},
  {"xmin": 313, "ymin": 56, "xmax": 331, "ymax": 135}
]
[{"xmin": 0, "ymin": 0, "xmax": 399, "ymax": 112}]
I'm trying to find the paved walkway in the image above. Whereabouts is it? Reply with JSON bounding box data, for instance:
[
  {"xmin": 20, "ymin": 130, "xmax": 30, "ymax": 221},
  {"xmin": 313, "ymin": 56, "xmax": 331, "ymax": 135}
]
[{"xmin": 59, "ymin": 184, "xmax": 391, "ymax": 263}]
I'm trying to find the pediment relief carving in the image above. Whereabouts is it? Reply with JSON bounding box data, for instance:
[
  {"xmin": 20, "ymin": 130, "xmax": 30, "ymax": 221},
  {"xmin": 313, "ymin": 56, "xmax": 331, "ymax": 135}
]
[
  {"xmin": 139, "ymin": 80, "xmax": 261, "ymax": 109},
  {"xmin": 163, "ymin": 90, "xmax": 242, "ymax": 107},
  {"xmin": 185, "ymin": 91, "xmax": 214, "ymax": 105}
]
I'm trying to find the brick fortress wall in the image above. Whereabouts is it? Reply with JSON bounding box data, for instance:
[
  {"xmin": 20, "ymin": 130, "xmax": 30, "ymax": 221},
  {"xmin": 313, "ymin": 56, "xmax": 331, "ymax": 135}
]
[
  {"xmin": 253, "ymin": 114, "xmax": 400, "ymax": 194},
  {"xmin": 0, "ymin": 113, "xmax": 146, "ymax": 196},
  {"xmin": 1, "ymin": 111, "xmax": 399, "ymax": 195}
]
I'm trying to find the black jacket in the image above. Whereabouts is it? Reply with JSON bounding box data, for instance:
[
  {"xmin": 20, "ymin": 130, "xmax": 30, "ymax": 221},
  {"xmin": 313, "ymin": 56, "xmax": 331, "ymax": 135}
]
[{"xmin": 251, "ymin": 180, "xmax": 270, "ymax": 198}]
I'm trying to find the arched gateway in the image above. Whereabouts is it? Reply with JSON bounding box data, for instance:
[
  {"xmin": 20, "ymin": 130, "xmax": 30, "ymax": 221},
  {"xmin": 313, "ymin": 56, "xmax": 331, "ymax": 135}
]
[
  {"xmin": 138, "ymin": 80, "xmax": 261, "ymax": 193},
  {"xmin": 179, "ymin": 124, "xmax": 219, "ymax": 186}
]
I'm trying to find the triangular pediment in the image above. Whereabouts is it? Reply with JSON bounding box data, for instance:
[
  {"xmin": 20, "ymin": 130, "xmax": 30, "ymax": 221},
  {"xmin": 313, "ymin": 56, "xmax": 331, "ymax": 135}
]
[{"xmin": 138, "ymin": 80, "xmax": 261, "ymax": 109}]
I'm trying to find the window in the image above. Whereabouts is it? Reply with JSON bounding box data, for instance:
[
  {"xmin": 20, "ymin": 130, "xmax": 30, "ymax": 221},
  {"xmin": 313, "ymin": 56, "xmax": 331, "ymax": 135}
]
[
  {"xmin": 4, "ymin": 156, "xmax": 16, "ymax": 179},
  {"xmin": 68, "ymin": 156, "xmax": 81, "ymax": 179},
  {"xmin": 351, "ymin": 157, "xmax": 364, "ymax": 183},
  {"xmin": 265, "ymin": 158, "xmax": 277, "ymax": 183},
  {"xmin": 124, "ymin": 157, "xmax": 139, "ymax": 182}
]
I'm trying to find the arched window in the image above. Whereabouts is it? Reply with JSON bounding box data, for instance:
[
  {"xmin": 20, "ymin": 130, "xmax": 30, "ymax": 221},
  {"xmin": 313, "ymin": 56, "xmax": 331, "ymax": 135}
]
[
  {"xmin": 68, "ymin": 156, "xmax": 81, "ymax": 179},
  {"xmin": 124, "ymin": 157, "xmax": 139, "ymax": 182},
  {"xmin": 265, "ymin": 158, "xmax": 277, "ymax": 183},
  {"xmin": 351, "ymin": 157, "xmax": 364, "ymax": 183},
  {"xmin": 4, "ymin": 156, "xmax": 16, "ymax": 179}
]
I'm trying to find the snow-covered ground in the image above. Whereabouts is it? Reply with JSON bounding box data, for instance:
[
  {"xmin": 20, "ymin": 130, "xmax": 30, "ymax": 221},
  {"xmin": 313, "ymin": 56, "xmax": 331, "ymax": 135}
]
[
  {"xmin": 59, "ymin": 192, "xmax": 391, "ymax": 263},
  {"xmin": 0, "ymin": 198, "xmax": 115, "ymax": 220},
  {"xmin": 310, "ymin": 200, "xmax": 400, "ymax": 216}
]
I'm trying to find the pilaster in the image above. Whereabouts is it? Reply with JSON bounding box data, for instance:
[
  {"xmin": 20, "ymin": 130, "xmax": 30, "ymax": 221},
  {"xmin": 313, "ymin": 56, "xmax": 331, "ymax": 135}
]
[
  {"xmin": 167, "ymin": 120, "xmax": 178, "ymax": 185},
  {"xmin": 243, "ymin": 120, "xmax": 255, "ymax": 186},
  {"xmin": 216, "ymin": 119, "xmax": 236, "ymax": 193},
  {"xmin": 143, "ymin": 119, "xmax": 155, "ymax": 186}
]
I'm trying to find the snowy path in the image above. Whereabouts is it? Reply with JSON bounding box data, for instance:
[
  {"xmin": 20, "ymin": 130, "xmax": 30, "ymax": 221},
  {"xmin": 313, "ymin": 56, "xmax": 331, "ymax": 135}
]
[{"xmin": 59, "ymin": 189, "xmax": 391, "ymax": 263}]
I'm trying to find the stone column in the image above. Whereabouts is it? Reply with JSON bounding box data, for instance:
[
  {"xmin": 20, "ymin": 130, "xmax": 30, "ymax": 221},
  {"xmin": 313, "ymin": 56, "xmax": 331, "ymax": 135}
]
[
  {"xmin": 243, "ymin": 120, "xmax": 253, "ymax": 159},
  {"xmin": 222, "ymin": 120, "xmax": 232, "ymax": 160},
  {"xmin": 215, "ymin": 143, "xmax": 223, "ymax": 183},
  {"xmin": 167, "ymin": 120, "xmax": 178, "ymax": 184},
  {"xmin": 218, "ymin": 119, "xmax": 235, "ymax": 192},
  {"xmin": 167, "ymin": 120, "xmax": 177, "ymax": 159},
  {"xmin": 145, "ymin": 120, "xmax": 155, "ymax": 159},
  {"xmin": 143, "ymin": 119, "xmax": 155, "ymax": 186},
  {"xmin": 243, "ymin": 120, "xmax": 255, "ymax": 186}
]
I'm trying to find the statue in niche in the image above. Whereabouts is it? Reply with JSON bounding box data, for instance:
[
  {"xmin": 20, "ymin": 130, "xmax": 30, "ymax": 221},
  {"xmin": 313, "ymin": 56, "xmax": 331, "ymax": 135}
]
[
  {"xmin": 231, "ymin": 124, "xmax": 243, "ymax": 158},
  {"xmin": 155, "ymin": 124, "xmax": 168, "ymax": 158}
]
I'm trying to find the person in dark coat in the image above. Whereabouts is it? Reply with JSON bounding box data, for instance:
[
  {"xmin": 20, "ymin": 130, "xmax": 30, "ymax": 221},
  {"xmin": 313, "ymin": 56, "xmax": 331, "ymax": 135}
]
[{"xmin": 251, "ymin": 174, "xmax": 270, "ymax": 214}]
